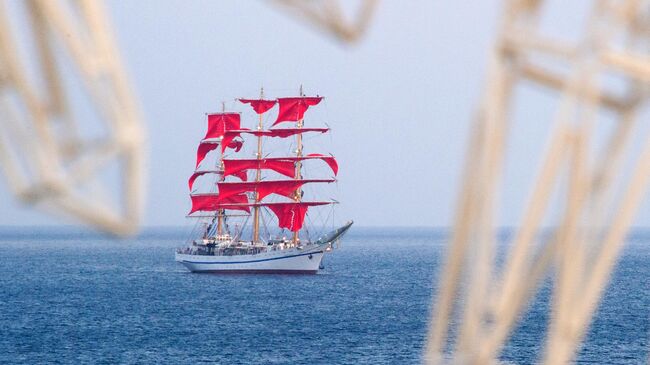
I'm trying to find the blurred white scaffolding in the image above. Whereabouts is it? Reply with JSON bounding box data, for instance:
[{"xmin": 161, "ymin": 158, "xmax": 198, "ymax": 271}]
[
  {"xmin": 0, "ymin": 1, "xmax": 145, "ymax": 236},
  {"xmin": 424, "ymin": 0, "xmax": 650, "ymax": 364}
]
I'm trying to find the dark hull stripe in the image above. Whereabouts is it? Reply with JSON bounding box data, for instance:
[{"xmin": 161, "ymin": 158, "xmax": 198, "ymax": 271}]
[
  {"xmin": 190, "ymin": 269, "xmax": 318, "ymax": 275},
  {"xmin": 179, "ymin": 250, "xmax": 324, "ymax": 265}
]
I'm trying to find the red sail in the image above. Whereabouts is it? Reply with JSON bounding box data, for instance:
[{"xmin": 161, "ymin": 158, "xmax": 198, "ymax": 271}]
[
  {"xmin": 223, "ymin": 159, "xmax": 296, "ymax": 179},
  {"xmin": 189, "ymin": 170, "xmax": 216, "ymax": 191},
  {"xmin": 232, "ymin": 170, "xmax": 248, "ymax": 181},
  {"xmin": 228, "ymin": 139, "xmax": 243, "ymax": 153},
  {"xmin": 221, "ymin": 129, "xmax": 249, "ymax": 153},
  {"xmin": 263, "ymin": 160, "xmax": 297, "ymax": 177},
  {"xmin": 264, "ymin": 128, "xmax": 328, "ymax": 138},
  {"xmin": 189, "ymin": 193, "xmax": 250, "ymax": 214},
  {"xmin": 265, "ymin": 202, "xmax": 330, "ymax": 232},
  {"xmin": 223, "ymin": 155, "xmax": 337, "ymax": 178},
  {"xmin": 189, "ymin": 195, "xmax": 218, "ymax": 214},
  {"xmin": 189, "ymin": 169, "xmax": 247, "ymax": 191},
  {"xmin": 233, "ymin": 128, "xmax": 328, "ymax": 139},
  {"xmin": 273, "ymin": 97, "xmax": 323, "ymax": 126},
  {"xmin": 267, "ymin": 154, "xmax": 338, "ymax": 176},
  {"xmin": 205, "ymin": 113, "xmax": 240, "ymax": 139},
  {"xmin": 196, "ymin": 143, "xmax": 218, "ymax": 168},
  {"xmin": 239, "ymin": 99, "xmax": 277, "ymax": 114},
  {"xmin": 217, "ymin": 179, "xmax": 334, "ymax": 201},
  {"xmin": 223, "ymin": 160, "xmax": 258, "ymax": 178},
  {"xmin": 305, "ymin": 153, "xmax": 338, "ymax": 175},
  {"xmin": 195, "ymin": 140, "xmax": 243, "ymax": 168},
  {"xmin": 217, "ymin": 181, "xmax": 298, "ymax": 201},
  {"xmin": 216, "ymin": 182, "xmax": 256, "ymax": 201}
]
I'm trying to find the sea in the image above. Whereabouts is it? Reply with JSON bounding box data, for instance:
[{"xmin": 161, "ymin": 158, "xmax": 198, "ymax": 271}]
[{"xmin": 0, "ymin": 227, "xmax": 647, "ymax": 364}]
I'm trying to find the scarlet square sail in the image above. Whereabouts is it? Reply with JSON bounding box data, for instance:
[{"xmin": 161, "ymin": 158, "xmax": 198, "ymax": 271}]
[
  {"xmin": 239, "ymin": 99, "xmax": 277, "ymax": 114},
  {"xmin": 205, "ymin": 113, "xmax": 240, "ymax": 139},
  {"xmin": 216, "ymin": 179, "xmax": 335, "ymax": 201},
  {"xmin": 222, "ymin": 155, "xmax": 338, "ymax": 179},
  {"xmin": 189, "ymin": 193, "xmax": 250, "ymax": 214},
  {"xmin": 273, "ymin": 97, "xmax": 323, "ymax": 126},
  {"xmin": 265, "ymin": 202, "xmax": 330, "ymax": 232}
]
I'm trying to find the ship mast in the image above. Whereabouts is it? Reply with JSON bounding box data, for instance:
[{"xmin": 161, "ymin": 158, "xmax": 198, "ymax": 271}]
[
  {"xmin": 216, "ymin": 101, "xmax": 226, "ymax": 236},
  {"xmin": 293, "ymin": 85, "xmax": 304, "ymax": 244},
  {"xmin": 252, "ymin": 88, "xmax": 265, "ymax": 243}
]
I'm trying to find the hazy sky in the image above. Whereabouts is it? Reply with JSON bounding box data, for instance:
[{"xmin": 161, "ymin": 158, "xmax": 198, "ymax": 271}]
[{"xmin": 1, "ymin": 1, "xmax": 648, "ymax": 228}]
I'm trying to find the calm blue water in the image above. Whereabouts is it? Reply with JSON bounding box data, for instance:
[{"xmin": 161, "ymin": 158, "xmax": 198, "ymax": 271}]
[{"xmin": 0, "ymin": 227, "xmax": 647, "ymax": 364}]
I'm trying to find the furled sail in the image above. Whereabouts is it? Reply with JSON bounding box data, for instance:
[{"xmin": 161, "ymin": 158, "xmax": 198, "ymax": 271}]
[
  {"xmin": 264, "ymin": 128, "xmax": 328, "ymax": 138},
  {"xmin": 273, "ymin": 97, "xmax": 322, "ymax": 126},
  {"xmin": 242, "ymin": 128, "xmax": 329, "ymax": 138}
]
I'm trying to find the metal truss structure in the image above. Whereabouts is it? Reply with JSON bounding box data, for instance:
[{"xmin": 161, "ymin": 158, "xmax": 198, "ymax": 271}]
[
  {"xmin": 0, "ymin": 0, "xmax": 145, "ymax": 236},
  {"xmin": 424, "ymin": 0, "xmax": 650, "ymax": 364},
  {"xmin": 270, "ymin": 0, "xmax": 378, "ymax": 43}
]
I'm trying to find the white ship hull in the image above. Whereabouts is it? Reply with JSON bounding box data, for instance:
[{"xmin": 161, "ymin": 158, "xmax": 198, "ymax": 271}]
[{"xmin": 175, "ymin": 244, "xmax": 326, "ymax": 274}]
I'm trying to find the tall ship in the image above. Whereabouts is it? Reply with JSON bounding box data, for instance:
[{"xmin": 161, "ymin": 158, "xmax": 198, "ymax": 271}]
[{"xmin": 175, "ymin": 88, "xmax": 352, "ymax": 274}]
